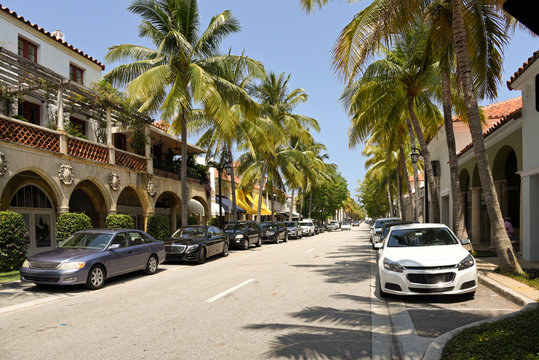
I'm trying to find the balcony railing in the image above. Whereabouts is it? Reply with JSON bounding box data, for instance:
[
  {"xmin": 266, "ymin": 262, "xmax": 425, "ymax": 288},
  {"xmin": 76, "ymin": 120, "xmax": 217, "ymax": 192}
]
[
  {"xmin": 153, "ymin": 158, "xmax": 209, "ymax": 184},
  {"xmin": 68, "ymin": 136, "xmax": 109, "ymax": 163},
  {"xmin": 0, "ymin": 116, "xmax": 60, "ymax": 153},
  {"xmin": 115, "ymin": 149, "xmax": 147, "ymax": 172}
]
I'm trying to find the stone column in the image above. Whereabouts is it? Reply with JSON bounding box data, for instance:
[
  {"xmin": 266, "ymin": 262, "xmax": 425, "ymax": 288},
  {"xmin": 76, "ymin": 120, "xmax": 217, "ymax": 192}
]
[
  {"xmin": 106, "ymin": 107, "xmax": 115, "ymax": 165},
  {"xmin": 56, "ymin": 87, "xmax": 67, "ymax": 154},
  {"xmin": 144, "ymin": 124, "xmax": 153, "ymax": 174},
  {"xmin": 471, "ymin": 188, "xmax": 481, "ymax": 244}
]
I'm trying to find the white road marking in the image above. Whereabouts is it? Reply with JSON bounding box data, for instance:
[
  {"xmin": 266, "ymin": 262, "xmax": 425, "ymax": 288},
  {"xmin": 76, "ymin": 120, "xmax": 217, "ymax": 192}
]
[
  {"xmin": 305, "ymin": 248, "xmax": 315, "ymax": 254},
  {"xmin": 204, "ymin": 279, "xmax": 254, "ymax": 303}
]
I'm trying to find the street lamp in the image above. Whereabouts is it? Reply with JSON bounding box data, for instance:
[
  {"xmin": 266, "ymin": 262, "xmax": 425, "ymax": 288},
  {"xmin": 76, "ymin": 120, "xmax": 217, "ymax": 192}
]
[
  {"xmin": 410, "ymin": 145, "xmax": 428, "ymax": 223},
  {"xmin": 210, "ymin": 159, "xmax": 233, "ymax": 229}
]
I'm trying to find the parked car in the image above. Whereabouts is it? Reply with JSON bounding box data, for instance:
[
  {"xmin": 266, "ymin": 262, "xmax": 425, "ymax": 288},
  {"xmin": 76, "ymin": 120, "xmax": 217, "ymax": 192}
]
[
  {"xmin": 352, "ymin": 221, "xmax": 360, "ymax": 227},
  {"xmin": 370, "ymin": 217, "xmax": 400, "ymax": 244},
  {"xmin": 377, "ymin": 223, "xmax": 477, "ymax": 297},
  {"xmin": 20, "ymin": 229, "xmax": 165, "ymax": 290},
  {"xmin": 224, "ymin": 221, "xmax": 262, "ymax": 249},
  {"xmin": 261, "ymin": 222, "xmax": 288, "ymax": 243},
  {"xmin": 373, "ymin": 221, "xmax": 417, "ymax": 249},
  {"xmin": 299, "ymin": 219, "xmax": 316, "ymax": 236},
  {"xmin": 315, "ymin": 222, "xmax": 325, "ymax": 234},
  {"xmin": 341, "ymin": 221, "xmax": 352, "ymax": 230},
  {"xmin": 164, "ymin": 225, "xmax": 228, "ymax": 264},
  {"xmin": 284, "ymin": 221, "xmax": 302, "ymax": 239},
  {"xmin": 327, "ymin": 220, "xmax": 340, "ymax": 231}
]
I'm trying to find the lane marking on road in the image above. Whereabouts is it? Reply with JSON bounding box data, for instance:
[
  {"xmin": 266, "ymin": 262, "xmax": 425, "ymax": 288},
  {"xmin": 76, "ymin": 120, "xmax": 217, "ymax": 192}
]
[
  {"xmin": 204, "ymin": 279, "xmax": 254, "ymax": 303},
  {"xmin": 0, "ymin": 294, "xmax": 71, "ymax": 316},
  {"xmin": 305, "ymin": 248, "xmax": 315, "ymax": 254}
]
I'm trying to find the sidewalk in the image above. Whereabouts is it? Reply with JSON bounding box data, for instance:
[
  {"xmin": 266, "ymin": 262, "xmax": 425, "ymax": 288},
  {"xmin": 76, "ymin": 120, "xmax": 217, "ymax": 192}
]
[{"xmin": 423, "ymin": 255, "xmax": 539, "ymax": 360}]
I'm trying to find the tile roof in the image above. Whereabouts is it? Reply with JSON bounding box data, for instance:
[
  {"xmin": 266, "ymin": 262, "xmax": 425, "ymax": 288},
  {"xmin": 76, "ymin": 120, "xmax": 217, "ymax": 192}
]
[
  {"xmin": 507, "ymin": 50, "xmax": 539, "ymax": 89},
  {"xmin": 457, "ymin": 97, "xmax": 522, "ymax": 156},
  {"xmin": 151, "ymin": 121, "xmax": 169, "ymax": 132},
  {"xmin": 0, "ymin": 4, "xmax": 105, "ymax": 70}
]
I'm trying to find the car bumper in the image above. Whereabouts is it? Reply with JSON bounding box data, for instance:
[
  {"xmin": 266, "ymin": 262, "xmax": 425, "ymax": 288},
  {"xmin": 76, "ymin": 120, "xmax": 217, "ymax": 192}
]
[
  {"xmin": 228, "ymin": 237, "xmax": 248, "ymax": 248},
  {"xmin": 379, "ymin": 266, "xmax": 478, "ymax": 296},
  {"xmin": 287, "ymin": 230, "xmax": 300, "ymax": 238},
  {"xmin": 20, "ymin": 267, "xmax": 89, "ymax": 286},
  {"xmin": 165, "ymin": 250, "xmax": 200, "ymax": 262}
]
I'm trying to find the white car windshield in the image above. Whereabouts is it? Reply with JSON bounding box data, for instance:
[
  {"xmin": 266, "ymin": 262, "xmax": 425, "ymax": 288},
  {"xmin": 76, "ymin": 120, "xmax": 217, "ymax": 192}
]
[{"xmin": 387, "ymin": 228, "xmax": 459, "ymax": 247}]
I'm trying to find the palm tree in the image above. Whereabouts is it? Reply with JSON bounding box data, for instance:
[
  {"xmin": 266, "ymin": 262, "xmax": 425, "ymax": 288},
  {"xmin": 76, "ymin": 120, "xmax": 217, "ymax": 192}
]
[
  {"xmin": 104, "ymin": 0, "xmax": 261, "ymax": 227},
  {"xmin": 299, "ymin": 0, "xmax": 521, "ymax": 272}
]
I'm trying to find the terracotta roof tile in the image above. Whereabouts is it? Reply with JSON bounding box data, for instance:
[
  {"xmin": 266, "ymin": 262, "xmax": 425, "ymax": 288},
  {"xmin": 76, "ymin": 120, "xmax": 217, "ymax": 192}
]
[
  {"xmin": 457, "ymin": 97, "xmax": 522, "ymax": 157},
  {"xmin": 507, "ymin": 50, "xmax": 539, "ymax": 89},
  {"xmin": 1, "ymin": 5, "xmax": 105, "ymax": 70},
  {"xmin": 151, "ymin": 121, "xmax": 169, "ymax": 132}
]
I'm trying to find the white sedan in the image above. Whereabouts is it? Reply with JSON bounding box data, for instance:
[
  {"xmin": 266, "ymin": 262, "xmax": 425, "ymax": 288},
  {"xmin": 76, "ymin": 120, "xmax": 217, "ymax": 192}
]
[{"xmin": 377, "ymin": 223, "xmax": 477, "ymax": 297}]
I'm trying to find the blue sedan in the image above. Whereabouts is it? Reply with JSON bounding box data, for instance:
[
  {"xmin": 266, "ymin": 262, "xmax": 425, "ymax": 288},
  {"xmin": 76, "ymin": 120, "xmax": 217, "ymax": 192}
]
[{"xmin": 20, "ymin": 229, "xmax": 166, "ymax": 290}]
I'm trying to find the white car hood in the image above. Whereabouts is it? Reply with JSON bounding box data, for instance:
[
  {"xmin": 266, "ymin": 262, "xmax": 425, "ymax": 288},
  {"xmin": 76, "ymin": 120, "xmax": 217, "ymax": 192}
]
[{"xmin": 382, "ymin": 245, "xmax": 470, "ymax": 267}]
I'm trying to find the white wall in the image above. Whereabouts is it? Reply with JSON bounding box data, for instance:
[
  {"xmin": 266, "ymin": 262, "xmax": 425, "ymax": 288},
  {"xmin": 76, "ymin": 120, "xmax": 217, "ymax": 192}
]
[{"xmin": 0, "ymin": 12, "xmax": 102, "ymax": 85}]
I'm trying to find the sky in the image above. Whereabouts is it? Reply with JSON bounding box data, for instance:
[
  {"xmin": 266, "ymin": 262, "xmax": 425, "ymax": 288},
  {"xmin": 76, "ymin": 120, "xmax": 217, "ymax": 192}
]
[{"xmin": 2, "ymin": 0, "xmax": 538, "ymax": 199}]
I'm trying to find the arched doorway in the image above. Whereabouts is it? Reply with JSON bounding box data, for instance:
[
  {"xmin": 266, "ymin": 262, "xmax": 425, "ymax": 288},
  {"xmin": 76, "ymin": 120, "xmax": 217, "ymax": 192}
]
[
  {"xmin": 69, "ymin": 180, "xmax": 108, "ymax": 228},
  {"xmin": 117, "ymin": 187, "xmax": 145, "ymax": 230},
  {"xmin": 189, "ymin": 197, "xmax": 208, "ymax": 225},
  {"xmin": 155, "ymin": 192, "xmax": 181, "ymax": 232}
]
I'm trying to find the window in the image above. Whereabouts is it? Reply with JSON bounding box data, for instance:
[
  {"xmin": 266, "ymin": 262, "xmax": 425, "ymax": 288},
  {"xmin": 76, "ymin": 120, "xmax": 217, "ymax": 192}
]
[
  {"xmin": 18, "ymin": 101, "xmax": 41, "ymax": 125},
  {"xmin": 18, "ymin": 37, "xmax": 37, "ymax": 63},
  {"xmin": 114, "ymin": 133, "xmax": 127, "ymax": 150},
  {"xmin": 70, "ymin": 64, "xmax": 84, "ymax": 85},
  {"xmin": 70, "ymin": 117, "xmax": 87, "ymax": 136}
]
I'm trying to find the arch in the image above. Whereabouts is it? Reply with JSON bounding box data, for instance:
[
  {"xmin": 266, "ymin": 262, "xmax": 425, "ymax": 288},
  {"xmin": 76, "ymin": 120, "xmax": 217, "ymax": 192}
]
[
  {"xmin": 69, "ymin": 179, "xmax": 109, "ymax": 228},
  {"xmin": 1, "ymin": 168, "xmax": 61, "ymax": 211},
  {"xmin": 154, "ymin": 191, "xmax": 181, "ymax": 232},
  {"xmin": 492, "ymin": 145, "xmax": 518, "ymax": 181},
  {"xmin": 472, "ymin": 165, "xmax": 481, "ymax": 188},
  {"xmin": 459, "ymin": 169, "xmax": 470, "ymax": 192},
  {"xmin": 191, "ymin": 195, "xmax": 209, "ymax": 225},
  {"xmin": 117, "ymin": 186, "xmax": 146, "ymax": 230}
]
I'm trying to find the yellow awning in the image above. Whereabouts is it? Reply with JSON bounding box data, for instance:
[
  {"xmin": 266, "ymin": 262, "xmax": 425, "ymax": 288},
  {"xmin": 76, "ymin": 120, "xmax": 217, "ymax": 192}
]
[
  {"xmin": 246, "ymin": 193, "xmax": 272, "ymax": 215},
  {"xmin": 235, "ymin": 189, "xmax": 257, "ymax": 214}
]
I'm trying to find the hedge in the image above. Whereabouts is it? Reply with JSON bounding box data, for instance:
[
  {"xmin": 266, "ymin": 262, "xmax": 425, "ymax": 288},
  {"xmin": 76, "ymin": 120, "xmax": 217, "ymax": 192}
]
[
  {"xmin": 0, "ymin": 211, "xmax": 29, "ymax": 272},
  {"xmin": 188, "ymin": 215, "xmax": 199, "ymax": 225},
  {"xmin": 105, "ymin": 214, "xmax": 135, "ymax": 229},
  {"xmin": 56, "ymin": 212, "xmax": 92, "ymax": 243},
  {"xmin": 146, "ymin": 215, "xmax": 169, "ymax": 240},
  {"xmin": 208, "ymin": 217, "xmax": 220, "ymax": 227}
]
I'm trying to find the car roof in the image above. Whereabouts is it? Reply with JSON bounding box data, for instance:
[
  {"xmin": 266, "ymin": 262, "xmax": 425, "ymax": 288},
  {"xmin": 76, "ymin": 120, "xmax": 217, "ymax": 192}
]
[
  {"xmin": 388, "ymin": 223, "xmax": 451, "ymax": 231},
  {"xmin": 78, "ymin": 228, "xmax": 142, "ymax": 234}
]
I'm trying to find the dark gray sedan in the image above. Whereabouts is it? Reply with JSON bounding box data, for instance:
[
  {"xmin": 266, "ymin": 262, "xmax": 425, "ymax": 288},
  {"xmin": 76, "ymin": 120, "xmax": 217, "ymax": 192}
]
[
  {"xmin": 164, "ymin": 225, "xmax": 229, "ymax": 264},
  {"xmin": 20, "ymin": 229, "xmax": 166, "ymax": 290}
]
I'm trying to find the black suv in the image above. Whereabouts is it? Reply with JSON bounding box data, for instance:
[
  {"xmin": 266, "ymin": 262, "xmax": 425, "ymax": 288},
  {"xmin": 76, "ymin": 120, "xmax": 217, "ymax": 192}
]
[
  {"xmin": 224, "ymin": 221, "xmax": 262, "ymax": 250},
  {"xmin": 260, "ymin": 222, "xmax": 288, "ymax": 244}
]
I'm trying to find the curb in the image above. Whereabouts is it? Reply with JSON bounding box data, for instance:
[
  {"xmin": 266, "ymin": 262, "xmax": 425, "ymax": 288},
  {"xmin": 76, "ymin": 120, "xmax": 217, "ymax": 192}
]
[
  {"xmin": 0, "ymin": 280, "xmax": 23, "ymax": 290},
  {"xmin": 422, "ymin": 273, "xmax": 537, "ymax": 360}
]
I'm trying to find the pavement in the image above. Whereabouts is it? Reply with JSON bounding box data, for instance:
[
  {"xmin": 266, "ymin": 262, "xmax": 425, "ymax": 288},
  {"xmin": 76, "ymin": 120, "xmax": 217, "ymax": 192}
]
[
  {"xmin": 423, "ymin": 255, "xmax": 539, "ymax": 360},
  {"xmin": 2, "ymin": 246, "xmax": 539, "ymax": 360}
]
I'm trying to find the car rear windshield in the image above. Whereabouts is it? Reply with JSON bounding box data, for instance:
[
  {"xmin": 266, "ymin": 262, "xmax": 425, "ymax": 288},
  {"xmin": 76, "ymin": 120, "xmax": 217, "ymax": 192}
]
[
  {"xmin": 284, "ymin": 222, "xmax": 296, "ymax": 227},
  {"xmin": 261, "ymin": 223, "xmax": 276, "ymax": 230},
  {"xmin": 375, "ymin": 219, "xmax": 397, "ymax": 228},
  {"xmin": 59, "ymin": 233, "xmax": 113, "ymax": 250},
  {"xmin": 224, "ymin": 222, "xmax": 248, "ymax": 231},
  {"xmin": 171, "ymin": 227, "xmax": 207, "ymax": 239},
  {"xmin": 387, "ymin": 228, "xmax": 459, "ymax": 247}
]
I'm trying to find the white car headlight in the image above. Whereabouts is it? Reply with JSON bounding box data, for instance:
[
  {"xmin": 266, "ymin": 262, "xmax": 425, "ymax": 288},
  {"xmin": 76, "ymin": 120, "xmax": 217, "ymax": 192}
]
[
  {"xmin": 383, "ymin": 258, "xmax": 404, "ymax": 273},
  {"xmin": 22, "ymin": 260, "xmax": 29, "ymax": 268},
  {"xmin": 186, "ymin": 244, "xmax": 198, "ymax": 252},
  {"xmin": 458, "ymin": 254, "xmax": 475, "ymax": 271},
  {"xmin": 57, "ymin": 262, "xmax": 86, "ymax": 271},
  {"xmin": 235, "ymin": 234, "xmax": 244, "ymax": 239}
]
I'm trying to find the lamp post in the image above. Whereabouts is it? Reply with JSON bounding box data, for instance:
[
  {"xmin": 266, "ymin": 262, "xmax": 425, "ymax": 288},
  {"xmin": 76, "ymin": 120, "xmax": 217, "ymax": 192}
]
[{"xmin": 410, "ymin": 145, "xmax": 429, "ymax": 223}]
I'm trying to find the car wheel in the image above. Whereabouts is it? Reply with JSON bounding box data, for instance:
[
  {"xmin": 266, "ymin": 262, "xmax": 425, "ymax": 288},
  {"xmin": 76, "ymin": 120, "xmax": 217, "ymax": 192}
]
[
  {"xmin": 86, "ymin": 265, "xmax": 105, "ymax": 290},
  {"xmin": 284, "ymin": 233, "xmax": 288, "ymax": 242},
  {"xmin": 243, "ymin": 239, "xmax": 250, "ymax": 250},
  {"xmin": 197, "ymin": 248, "xmax": 206, "ymax": 264},
  {"xmin": 221, "ymin": 242, "xmax": 229, "ymax": 257},
  {"xmin": 256, "ymin": 236, "xmax": 262, "ymax": 247},
  {"xmin": 274, "ymin": 234, "xmax": 279, "ymax": 244},
  {"xmin": 145, "ymin": 255, "xmax": 158, "ymax": 275}
]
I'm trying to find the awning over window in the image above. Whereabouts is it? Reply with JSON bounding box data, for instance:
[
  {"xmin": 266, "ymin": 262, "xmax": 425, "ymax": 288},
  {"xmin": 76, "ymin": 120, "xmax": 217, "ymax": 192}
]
[
  {"xmin": 211, "ymin": 202, "xmax": 227, "ymax": 216},
  {"xmin": 215, "ymin": 195, "xmax": 247, "ymax": 214},
  {"xmin": 235, "ymin": 190, "xmax": 257, "ymax": 214},
  {"xmin": 245, "ymin": 193, "xmax": 272, "ymax": 215},
  {"xmin": 188, "ymin": 199, "xmax": 205, "ymax": 215}
]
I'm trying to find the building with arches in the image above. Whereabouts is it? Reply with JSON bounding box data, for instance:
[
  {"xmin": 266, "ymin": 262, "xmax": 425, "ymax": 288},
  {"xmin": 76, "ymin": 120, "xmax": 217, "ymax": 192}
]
[{"xmin": 0, "ymin": 5, "xmax": 210, "ymax": 255}]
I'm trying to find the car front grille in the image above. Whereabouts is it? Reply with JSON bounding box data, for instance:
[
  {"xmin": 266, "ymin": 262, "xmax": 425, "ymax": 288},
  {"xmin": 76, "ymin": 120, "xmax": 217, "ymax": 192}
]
[
  {"xmin": 409, "ymin": 286, "xmax": 454, "ymax": 293},
  {"xmin": 165, "ymin": 244, "xmax": 186, "ymax": 254},
  {"xmin": 407, "ymin": 272, "xmax": 456, "ymax": 284},
  {"xmin": 23, "ymin": 275, "xmax": 60, "ymax": 282},
  {"xmin": 405, "ymin": 265, "xmax": 457, "ymax": 271},
  {"xmin": 29, "ymin": 261, "xmax": 60, "ymax": 270}
]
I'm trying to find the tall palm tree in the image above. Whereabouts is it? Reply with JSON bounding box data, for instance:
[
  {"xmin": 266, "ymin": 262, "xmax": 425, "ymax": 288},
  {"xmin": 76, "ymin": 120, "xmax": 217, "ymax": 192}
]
[
  {"xmin": 104, "ymin": 0, "xmax": 261, "ymax": 227},
  {"xmin": 299, "ymin": 0, "xmax": 521, "ymax": 272}
]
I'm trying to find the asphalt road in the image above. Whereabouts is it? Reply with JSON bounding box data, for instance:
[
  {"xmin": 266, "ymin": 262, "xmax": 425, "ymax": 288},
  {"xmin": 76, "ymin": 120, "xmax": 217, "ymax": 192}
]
[{"xmin": 0, "ymin": 224, "xmax": 520, "ymax": 360}]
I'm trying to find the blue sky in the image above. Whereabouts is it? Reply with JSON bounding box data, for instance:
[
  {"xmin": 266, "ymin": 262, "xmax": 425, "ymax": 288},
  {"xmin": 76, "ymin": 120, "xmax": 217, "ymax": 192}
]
[{"xmin": 3, "ymin": 0, "xmax": 538, "ymax": 199}]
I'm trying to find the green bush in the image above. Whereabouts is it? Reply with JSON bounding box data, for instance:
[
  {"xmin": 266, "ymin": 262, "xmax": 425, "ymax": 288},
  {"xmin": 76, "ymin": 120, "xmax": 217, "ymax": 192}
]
[
  {"xmin": 105, "ymin": 214, "xmax": 135, "ymax": 229},
  {"xmin": 187, "ymin": 215, "xmax": 199, "ymax": 225},
  {"xmin": 146, "ymin": 215, "xmax": 170, "ymax": 240},
  {"xmin": 56, "ymin": 213, "xmax": 92, "ymax": 243},
  {"xmin": 208, "ymin": 217, "xmax": 220, "ymax": 227},
  {"xmin": 0, "ymin": 211, "xmax": 29, "ymax": 272}
]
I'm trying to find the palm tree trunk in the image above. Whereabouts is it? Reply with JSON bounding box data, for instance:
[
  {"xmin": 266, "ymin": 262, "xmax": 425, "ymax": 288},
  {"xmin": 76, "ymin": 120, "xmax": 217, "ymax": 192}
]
[
  {"xmin": 407, "ymin": 96, "xmax": 440, "ymax": 223},
  {"xmin": 405, "ymin": 117, "xmax": 419, "ymax": 220},
  {"xmin": 400, "ymin": 141, "xmax": 413, "ymax": 220},
  {"xmin": 180, "ymin": 109, "xmax": 189, "ymax": 227},
  {"xmin": 289, "ymin": 188, "xmax": 295, "ymax": 222},
  {"xmin": 452, "ymin": 0, "xmax": 520, "ymax": 272},
  {"xmin": 299, "ymin": 187, "xmax": 305, "ymax": 219},
  {"xmin": 397, "ymin": 136, "xmax": 406, "ymax": 220},
  {"xmin": 308, "ymin": 191, "xmax": 312, "ymax": 218},
  {"xmin": 228, "ymin": 142, "xmax": 238, "ymax": 221},
  {"xmin": 441, "ymin": 68, "xmax": 470, "ymax": 243},
  {"xmin": 257, "ymin": 162, "xmax": 268, "ymax": 222},
  {"xmin": 387, "ymin": 174, "xmax": 394, "ymax": 216},
  {"xmin": 270, "ymin": 186, "xmax": 275, "ymax": 222}
]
